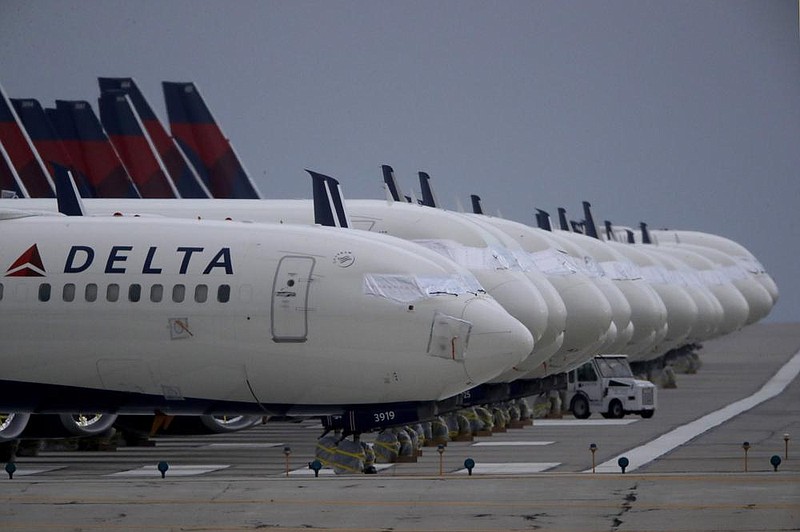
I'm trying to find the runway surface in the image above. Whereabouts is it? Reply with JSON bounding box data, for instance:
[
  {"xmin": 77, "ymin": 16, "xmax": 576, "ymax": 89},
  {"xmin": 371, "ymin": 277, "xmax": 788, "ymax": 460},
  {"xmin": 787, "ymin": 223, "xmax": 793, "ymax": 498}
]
[{"xmin": 1, "ymin": 322, "xmax": 798, "ymax": 531}]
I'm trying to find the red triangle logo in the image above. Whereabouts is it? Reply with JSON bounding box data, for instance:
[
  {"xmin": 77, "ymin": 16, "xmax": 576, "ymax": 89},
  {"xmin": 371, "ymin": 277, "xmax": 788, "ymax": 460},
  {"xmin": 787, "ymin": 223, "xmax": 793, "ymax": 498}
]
[{"xmin": 6, "ymin": 244, "xmax": 46, "ymax": 277}]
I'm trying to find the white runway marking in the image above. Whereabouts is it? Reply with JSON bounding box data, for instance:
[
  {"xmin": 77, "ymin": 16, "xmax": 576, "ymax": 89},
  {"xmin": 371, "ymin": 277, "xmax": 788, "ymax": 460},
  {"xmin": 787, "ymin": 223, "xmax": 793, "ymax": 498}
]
[
  {"xmin": 4, "ymin": 466, "xmax": 65, "ymax": 477},
  {"xmin": 454, "ymin": 462, "xmax": 560, "ymax": 474},
  {"xmin": 591, "ymin": 348, "xmax": 800, "ymax": 473},
  {"xmin": 471, "ymin": 441, "xmax": 554, "ymax": 447},
  {"xmin": 533, "ymin": 419, "xmax": 638, "ymax": 426},
  {"xmin": 108, "ymin": 464, "xmax": 230, "ymax": 477}
]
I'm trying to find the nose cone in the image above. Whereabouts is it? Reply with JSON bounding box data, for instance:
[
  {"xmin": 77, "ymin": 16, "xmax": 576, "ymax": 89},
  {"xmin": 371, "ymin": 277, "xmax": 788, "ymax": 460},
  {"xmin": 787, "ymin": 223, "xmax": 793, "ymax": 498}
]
[
  {"xmin": 709, "ymin": 283, "xmax": 750, "ymax": 335},
  {"xmin": 473, "ymin": 270, "xmax": 549, "ymax": 346},
  {"xmin": 616, "ymin": 281, "xmax": 668, "ymax": 359},
  {"xmin": 543, "ymin": 274, "xmax": 614, "ymax": 375},
  {"xmin": 650, "ymin": 284, "xmax": 699, "ymax": 352},
  {"xmin": 732, "ymin": 278, "xmax": 774, "ymax": 325},
  {"xmin": 460, "ymin": 296, "xmax": 535, "ymax": 385}
]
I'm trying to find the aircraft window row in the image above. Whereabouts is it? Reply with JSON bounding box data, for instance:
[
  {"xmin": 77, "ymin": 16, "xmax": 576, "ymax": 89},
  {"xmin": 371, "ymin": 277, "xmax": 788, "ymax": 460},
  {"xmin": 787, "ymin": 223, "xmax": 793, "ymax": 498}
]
[{"xmin": 21, "ymin": 283, "xmax": 231, "ymax": 304}]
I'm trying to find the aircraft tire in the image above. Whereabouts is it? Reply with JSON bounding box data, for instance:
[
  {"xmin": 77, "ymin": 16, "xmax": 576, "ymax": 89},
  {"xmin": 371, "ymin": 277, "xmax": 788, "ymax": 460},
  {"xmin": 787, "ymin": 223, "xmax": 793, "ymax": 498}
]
[
  {"xmin": 0, "ymin": 413, "xmax": 30, "ymax": 441},
  {"xmin": 58, "ymin": 413, "xmax": 118, "ymax": 436}
]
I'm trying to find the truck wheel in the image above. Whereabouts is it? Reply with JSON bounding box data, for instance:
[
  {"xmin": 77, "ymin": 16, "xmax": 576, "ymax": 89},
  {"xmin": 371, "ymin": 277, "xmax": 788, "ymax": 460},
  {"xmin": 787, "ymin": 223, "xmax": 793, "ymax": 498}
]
[
  {"xmin": 571, "ymin": 395, "xmax": 590, "ymax": 419},
  {"xmin": 607, "ymin": 400, "xmax": 624, "ymax": 419},
  {"xmin": 640, "ymin": 410, "xmax": 654, "ymax": 419}
]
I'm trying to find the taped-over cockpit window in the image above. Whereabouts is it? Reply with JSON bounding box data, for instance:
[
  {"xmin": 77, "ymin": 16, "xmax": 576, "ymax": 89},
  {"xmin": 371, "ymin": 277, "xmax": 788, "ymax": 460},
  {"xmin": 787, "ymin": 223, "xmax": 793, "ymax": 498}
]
[
  {"xmin": 363, "ymin": 273, "xmax": 483, "ymax": 304},
  {"xmin": 412, "ymin": 239, "xmax": 514, "ymax": 271},
  {"xmin": 602, "ymin": 261, "xmax": 644, "ymax": 281},
  {"xmin": 528, "ymin": 248, "xmax": 579, "ymax": 276}
]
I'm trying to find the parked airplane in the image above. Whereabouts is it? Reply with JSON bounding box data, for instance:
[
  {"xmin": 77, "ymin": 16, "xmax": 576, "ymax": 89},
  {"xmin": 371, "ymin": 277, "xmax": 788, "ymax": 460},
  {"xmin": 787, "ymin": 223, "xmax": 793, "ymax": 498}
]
[{"xmin": 0, "ymin": 171, "xmax": 534, "ymax": 440}]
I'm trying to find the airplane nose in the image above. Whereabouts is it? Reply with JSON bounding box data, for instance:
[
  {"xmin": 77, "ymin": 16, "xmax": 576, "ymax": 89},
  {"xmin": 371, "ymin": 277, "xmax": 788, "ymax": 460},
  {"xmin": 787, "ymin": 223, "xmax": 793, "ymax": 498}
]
[
  {"xmin": 472, "ymin": 270, "xmax": 549, "ymax": 346},
  {"xmin": 459, "ymin": 296, "xmax": 534, "ymax": 384}
]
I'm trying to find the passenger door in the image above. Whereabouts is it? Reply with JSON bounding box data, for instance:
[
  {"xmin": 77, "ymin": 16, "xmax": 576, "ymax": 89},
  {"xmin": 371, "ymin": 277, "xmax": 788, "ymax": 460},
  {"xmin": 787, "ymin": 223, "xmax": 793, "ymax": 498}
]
[{"xmin": 271, "ymin": 256, "xmax": 315, "ymax": 342}]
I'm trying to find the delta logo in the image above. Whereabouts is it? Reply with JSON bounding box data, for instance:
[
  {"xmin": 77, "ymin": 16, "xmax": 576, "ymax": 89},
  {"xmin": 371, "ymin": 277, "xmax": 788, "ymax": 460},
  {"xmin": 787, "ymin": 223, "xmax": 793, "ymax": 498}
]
[
  {"xmin": 5, "ymin": 244, "xmax": 234, "ymax": 277},
  {"xmin": 5, "ymin": 244, "xmax": 46, "ymax": 277}
]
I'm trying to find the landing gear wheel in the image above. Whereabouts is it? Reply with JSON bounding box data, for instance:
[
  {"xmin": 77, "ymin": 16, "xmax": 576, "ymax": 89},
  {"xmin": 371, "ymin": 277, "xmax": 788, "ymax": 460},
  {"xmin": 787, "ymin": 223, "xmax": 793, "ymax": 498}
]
[
  {"xmin": 607, "ymin": 400, "xmax": 624, "ymax": 419},
  {"xmin": 571, "ymin": 395, "xmax": 590, "ymax": 419}
]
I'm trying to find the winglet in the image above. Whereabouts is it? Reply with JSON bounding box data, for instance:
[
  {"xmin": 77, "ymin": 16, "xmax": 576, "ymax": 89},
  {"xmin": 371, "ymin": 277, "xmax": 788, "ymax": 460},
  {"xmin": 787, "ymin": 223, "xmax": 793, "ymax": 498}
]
[
  {"xmin": 640, "ymin": 222, "xmax": 652, "ymax": 244},
  {"xmin": 604, "ymin": 220, "xmax": 615, "ymax": 241},
  {"xmin": 557, "ymin": 207, "xmax": 570, "ymax": 231},
  {"xmin": 307, "ymin": 170, "xmax": 349, "ymax": 228},
  {"xmin": 381, "ymin": 165, "xmax": 403, "ymax": 202},
  {"xmin": 418, "ymin": 171, "xmax": 438, "ymax": 208},
  {"xmin": 470, "ymin": 194, "xmax": 483, "ymax": 215},
  {"xmin": 535, "ymin": 208, "xmax": 552, "ymax": 231},
  {"xmin": 582, "ymin": 201, "xmax": 599, "ymax": 239},
  {"xmin": 52, "ymin": 162, "xmax": 85, "ymax": 216}
]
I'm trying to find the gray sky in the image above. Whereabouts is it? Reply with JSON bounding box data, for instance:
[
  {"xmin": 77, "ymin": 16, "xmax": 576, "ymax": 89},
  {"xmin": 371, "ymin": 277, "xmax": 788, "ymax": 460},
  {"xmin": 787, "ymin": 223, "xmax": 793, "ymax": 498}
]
[{"xmin": 2, "ymin": 0, "xmax": 798, "ymax": 323}]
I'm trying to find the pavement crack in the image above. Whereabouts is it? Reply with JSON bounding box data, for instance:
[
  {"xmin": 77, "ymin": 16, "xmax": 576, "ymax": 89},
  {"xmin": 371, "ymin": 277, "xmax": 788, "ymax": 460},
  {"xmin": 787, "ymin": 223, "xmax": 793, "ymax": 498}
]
[{"xmin": 610, "ymin": 482, "xmax": 638, "ymax": 531}]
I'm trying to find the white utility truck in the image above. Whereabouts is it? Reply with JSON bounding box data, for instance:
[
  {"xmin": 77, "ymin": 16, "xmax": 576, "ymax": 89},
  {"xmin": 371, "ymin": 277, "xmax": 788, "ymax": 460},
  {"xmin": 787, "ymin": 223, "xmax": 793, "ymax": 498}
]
[{"xmin": 566, "ymin": 355, "xmax": 656, "ymax": 419}]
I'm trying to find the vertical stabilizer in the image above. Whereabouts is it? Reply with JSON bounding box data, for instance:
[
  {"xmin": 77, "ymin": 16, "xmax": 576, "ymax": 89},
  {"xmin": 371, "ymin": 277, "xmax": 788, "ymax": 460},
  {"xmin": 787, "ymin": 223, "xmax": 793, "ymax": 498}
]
[
  {"xmin": 0, "ymin": 140, "xmax": 27, "ymax": 197},
  {"xmin": 99, "ymin": 77, "xmax": 210, "ymax": 198},
  {"xmin": 11, "ymin": 98, "xmax": 93, "ymax": 197},
  {"xmin": 418, "ymin": 171, "xmax": 438, "ymax": 208},
  {"xmin": 0, "ymin": 83, "xmax": 54, "ymax": 197},
  {"xmin": 163, "ymin": 81, "xmax": 261, "ymax": 199},
  {"xmin": 99, "ymin": 91, "xmax": 179, "ymax": 198},
  {"xmin": 48, "ymin": 100, "xmax": 140, "ymax": 198}
]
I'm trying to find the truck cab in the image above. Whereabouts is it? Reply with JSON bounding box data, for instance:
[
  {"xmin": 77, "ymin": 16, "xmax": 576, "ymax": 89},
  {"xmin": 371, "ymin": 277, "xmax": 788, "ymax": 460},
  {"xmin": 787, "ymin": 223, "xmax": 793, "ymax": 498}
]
[{"xmin": 566, "ymin": 355, "xmax": 656, "ymax": 419}]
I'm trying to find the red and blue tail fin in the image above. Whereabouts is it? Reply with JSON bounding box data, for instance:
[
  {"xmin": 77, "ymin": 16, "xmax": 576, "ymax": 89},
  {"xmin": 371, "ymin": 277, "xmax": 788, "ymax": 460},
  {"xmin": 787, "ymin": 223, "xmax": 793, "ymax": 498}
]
[
  {"xmin": 11, "ymin": 98, "xmax": 94, "ymax": 198},
  {"xmin": 98, "ymin": 77, "xmax": 210, "ymax": 198},
  {"xmin": 0, "ymin": 140, "xmax": 26, "ymax": 197},
  {"xmin": 48, "ymin": 100, "xmax": 140, "ymax": 198},
  {"xmin": 163, "ymin": 81, "xmax": 262, "ymax": 199},
  {"xmin": 99, "ymin": 91, "xmax": 179, "ymax": 198},
  {"xmin": 0, "ymin": 83, "xmax": 54, "ymax": 197}
]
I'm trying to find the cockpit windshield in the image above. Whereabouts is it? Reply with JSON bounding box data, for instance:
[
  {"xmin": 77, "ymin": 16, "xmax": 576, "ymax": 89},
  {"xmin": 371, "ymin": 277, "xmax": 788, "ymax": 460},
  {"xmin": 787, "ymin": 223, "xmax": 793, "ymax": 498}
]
[{"xmin": 595, "ymin": 357, "xmax": 634, "ymax": 378}]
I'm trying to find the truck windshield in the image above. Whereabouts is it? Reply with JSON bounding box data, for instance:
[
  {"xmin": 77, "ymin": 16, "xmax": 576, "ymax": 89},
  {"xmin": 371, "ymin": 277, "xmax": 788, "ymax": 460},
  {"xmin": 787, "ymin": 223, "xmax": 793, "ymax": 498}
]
[{"xmin": 595, "ymin": 358, "xmax": 634, "ymax": 378}]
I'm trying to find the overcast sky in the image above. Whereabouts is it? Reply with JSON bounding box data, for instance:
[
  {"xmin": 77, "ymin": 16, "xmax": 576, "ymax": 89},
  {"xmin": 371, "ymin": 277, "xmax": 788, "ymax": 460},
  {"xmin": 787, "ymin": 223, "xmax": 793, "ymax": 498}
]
[{"xmin": 2, "ymin": 0, "xmax": 798, "ymax": 323}]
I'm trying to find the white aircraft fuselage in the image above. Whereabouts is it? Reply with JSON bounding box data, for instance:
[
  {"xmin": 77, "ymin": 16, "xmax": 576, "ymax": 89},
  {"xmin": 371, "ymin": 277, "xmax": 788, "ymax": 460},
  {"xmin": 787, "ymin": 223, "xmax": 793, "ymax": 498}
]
[{"xmin": 0, "ymin": 212, "xmax": 533, "ymax": 429}]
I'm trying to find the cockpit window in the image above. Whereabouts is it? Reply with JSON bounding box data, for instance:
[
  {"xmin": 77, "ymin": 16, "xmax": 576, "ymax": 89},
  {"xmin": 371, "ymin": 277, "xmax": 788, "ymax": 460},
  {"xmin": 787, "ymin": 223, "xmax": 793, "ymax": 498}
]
[
  {"xmin": 363, "ymin": 273, "xmax": 483, "ymax": 304},
  {"xmin": 595, "ymin": 357, "xmax": 634, "ymax": 378}
]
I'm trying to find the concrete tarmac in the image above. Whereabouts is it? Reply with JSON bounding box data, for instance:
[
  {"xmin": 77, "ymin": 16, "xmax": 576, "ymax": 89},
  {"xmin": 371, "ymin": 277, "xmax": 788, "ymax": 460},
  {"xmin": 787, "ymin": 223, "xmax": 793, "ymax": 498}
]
[{"xmin": 1, "ymin": 322, "xmax": 798, "ymax": 531}]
